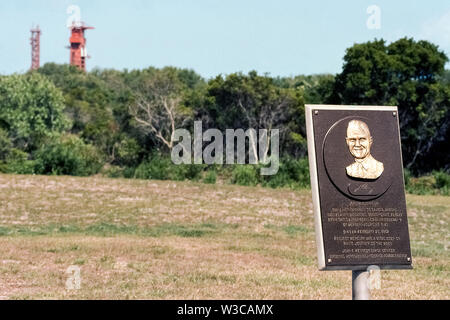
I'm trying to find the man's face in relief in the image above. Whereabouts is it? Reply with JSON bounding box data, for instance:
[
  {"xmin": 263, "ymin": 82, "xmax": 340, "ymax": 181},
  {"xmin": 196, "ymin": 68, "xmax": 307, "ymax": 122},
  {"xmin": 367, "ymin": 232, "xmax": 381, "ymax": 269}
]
[{"xmin": 346, "ymin": 121, "xmax": 372, "ymax": 160}]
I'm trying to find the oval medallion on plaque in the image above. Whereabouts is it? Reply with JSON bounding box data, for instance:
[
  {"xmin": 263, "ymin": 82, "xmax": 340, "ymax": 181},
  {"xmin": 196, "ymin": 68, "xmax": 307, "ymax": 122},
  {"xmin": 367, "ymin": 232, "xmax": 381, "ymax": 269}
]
[{"xmin": 322, "ymin": 116, "xmax": 394, "ymax": 201}]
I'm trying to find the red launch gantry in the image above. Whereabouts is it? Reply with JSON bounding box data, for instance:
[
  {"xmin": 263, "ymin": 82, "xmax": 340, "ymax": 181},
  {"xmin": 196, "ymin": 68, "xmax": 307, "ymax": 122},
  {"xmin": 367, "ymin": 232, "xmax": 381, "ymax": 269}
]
[
  {"xmin": 68, "ymin": 23, "xmax": 94, "ymax": 71},
  {"xmin": 30, "ymin": 26, "xmax": 41, "ymax": 70}
]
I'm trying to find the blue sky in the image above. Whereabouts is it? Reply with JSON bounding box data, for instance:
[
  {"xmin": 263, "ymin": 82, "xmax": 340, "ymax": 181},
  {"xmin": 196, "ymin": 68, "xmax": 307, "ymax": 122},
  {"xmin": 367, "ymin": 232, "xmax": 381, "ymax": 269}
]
[{"xmin": 1, "ymin": 0, "xmax": 449, "ymax": 78}]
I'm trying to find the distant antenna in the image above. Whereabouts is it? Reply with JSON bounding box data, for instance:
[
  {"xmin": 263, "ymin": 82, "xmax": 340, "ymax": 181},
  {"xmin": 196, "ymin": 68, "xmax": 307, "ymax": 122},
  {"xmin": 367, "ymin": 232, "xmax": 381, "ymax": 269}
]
[
  {"xmin": 68, "ymin": 22, "xmax": 94, "ymax": 71},
  {"xmin": 30, "ymin": 25, "xmax": 41, "ymax": 70}
]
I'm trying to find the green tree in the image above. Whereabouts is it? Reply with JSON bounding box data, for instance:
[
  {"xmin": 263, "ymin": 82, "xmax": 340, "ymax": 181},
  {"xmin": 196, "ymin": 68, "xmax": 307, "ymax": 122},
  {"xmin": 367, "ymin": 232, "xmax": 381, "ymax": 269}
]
[
  {"xmin": 274, "ymin": 74, "xmax": 335, "ymax": 105},
  {"xmin": 38, "ymin": 63, "xmax": 125, "ymax": 164},
  {"xmin": 0, "ymin": 128, "xmax": 13, "ymax": 160},
  {"xmin": 441, "ymin": 69, "xmax": 450, "ymax": 84},
  {"xmin": 331, "ymin": 38, "xmax": 450, "ymax": 173},
  {"xmin": 34, "ymin": 133, "xmax": 103, "ymax": 176},
  {"xmin": 201, "ymin": 71, "xmax": 306, "ymax": 158},
  {"xmin": 0, "ymin": 72, "xmax": 68, "ymax": 151},
  {"xmin": 129, "ymin": 68, "xmax": 194, "ymax": 152},
  {"xmin": 302, "ymin": 74, "xmax": 335, "ymax": 104}
]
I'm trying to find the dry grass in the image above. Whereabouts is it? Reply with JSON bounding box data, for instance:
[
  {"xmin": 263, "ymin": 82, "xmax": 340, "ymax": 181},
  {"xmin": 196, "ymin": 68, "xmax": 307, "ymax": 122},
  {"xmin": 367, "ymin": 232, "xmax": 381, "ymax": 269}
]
[{"xmin": 0, "ymin": 174, "xmax": 448, "ymax": 299}]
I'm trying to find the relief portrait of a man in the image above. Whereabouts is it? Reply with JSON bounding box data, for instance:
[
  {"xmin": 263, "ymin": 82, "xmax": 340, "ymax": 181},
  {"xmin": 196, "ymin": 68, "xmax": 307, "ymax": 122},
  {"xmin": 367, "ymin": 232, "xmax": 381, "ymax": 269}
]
[{"xmin": 345, "ymin": 120, "xmax": 384, "ymax": 180}]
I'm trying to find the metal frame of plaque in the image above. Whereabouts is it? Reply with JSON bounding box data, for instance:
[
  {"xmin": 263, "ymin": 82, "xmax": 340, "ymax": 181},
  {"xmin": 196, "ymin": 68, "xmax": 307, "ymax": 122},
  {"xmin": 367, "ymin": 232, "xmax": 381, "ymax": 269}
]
[{"xmin": 306, "ymin": 105, "xmax": 413, "ymax": 271}]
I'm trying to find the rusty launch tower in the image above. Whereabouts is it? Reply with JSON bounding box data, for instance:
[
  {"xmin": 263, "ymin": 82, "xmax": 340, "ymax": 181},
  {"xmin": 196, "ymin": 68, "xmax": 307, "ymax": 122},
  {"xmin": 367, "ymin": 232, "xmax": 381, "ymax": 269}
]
[
  {"xmin": 30, "ymin": 26, "xmax": 41, "ymax": 70},
  {"xmin": 68, "ymin": 23, "xmax": 94, "ymax": 71}
]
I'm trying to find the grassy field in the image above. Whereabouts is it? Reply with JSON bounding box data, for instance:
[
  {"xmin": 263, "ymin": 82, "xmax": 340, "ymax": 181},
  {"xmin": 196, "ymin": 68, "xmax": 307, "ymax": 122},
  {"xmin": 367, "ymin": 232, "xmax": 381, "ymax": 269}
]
[{"xmin": 0, "ymin": 174, "xmax": 448, "ymax": 300}]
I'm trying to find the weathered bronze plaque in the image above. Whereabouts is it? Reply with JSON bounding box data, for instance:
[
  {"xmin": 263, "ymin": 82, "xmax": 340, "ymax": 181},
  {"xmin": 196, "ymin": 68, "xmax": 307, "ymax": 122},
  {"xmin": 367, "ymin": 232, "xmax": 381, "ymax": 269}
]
[{"xmin": 305, "ymin": 105, "xmax": 412, "ymax": 270}]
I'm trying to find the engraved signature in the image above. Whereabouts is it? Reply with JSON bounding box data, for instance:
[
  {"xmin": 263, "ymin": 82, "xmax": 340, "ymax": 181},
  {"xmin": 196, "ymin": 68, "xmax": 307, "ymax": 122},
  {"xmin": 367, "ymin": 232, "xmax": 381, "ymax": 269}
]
[{"xmin": 353, "ymin": 183, "xmax": 374, "ymax": 194}]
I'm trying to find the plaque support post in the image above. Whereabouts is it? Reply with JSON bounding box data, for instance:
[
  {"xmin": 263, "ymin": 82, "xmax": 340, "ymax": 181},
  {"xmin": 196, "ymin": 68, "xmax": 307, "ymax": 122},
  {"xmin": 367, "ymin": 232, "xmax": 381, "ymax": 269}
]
[{"xmin": 352, "ymin": 270, "xmax": 371, "ymax": 300}]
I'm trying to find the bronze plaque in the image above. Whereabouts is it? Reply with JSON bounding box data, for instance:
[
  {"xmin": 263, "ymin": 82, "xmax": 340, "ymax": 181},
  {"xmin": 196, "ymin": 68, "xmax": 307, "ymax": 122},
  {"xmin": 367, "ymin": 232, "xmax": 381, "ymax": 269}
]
[{"xmin": 305, "ymin": 105, "xmax": 412, "ymax": 270}]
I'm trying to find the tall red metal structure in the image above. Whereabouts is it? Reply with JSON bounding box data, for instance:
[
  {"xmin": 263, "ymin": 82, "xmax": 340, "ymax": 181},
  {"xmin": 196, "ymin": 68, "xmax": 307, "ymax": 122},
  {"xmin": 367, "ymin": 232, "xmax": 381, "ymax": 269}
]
[
  {"xmin": 30, "ymin": 26, "xmax": 41, "ymax": 70},
  {"xmin": 69, "ymin": 23, "xmax": 94, "ymax": 71}
]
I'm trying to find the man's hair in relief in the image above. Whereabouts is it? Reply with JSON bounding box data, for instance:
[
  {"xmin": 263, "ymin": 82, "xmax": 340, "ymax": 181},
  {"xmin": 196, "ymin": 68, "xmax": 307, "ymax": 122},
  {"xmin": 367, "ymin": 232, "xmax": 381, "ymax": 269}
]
[{"xmin": 347, "ymin": 120, "xmax": 371, "ymax": 137}]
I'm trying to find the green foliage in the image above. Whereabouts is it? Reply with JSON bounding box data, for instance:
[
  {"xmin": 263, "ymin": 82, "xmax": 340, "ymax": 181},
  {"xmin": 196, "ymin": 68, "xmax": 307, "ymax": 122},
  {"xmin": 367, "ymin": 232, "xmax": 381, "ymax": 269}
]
[
  {"xmin": 34, "ymin": 134, "xmax": 103, "ymax": 176},
  {"xmin": 0, "ymin": 44, "xmax": 448, "ymax": 195},
  {"xmin": 0, "ymin": 128, "xmax": 13, "ymax": 160},
  {"xmin": 231, "ymin": 165, "xmax": 259, "ymax": 186},
  {"xmin": 441, "ymin": 70, "xmax": 450, "ymax": 84},
  {"xmin": 280, "ymin": 74, "xmax": 335, "ymax": 105},
  {"xmin": 134, "ymin": 155, "xmax": 172, "ymax": 180},
  {"xmin": 101, "ymin": 165, "xmax": 125, "ymax": 178},
  {"xmin": 38, "ymin": 63, "xmax": 122, "ymax": 161},
  {"xmin": 174, "ymin": 163, "xmax": 204, "ymax": 181},
  {"xmin": 203, "ymin": 170, "xmax": 217, "ymax": 184},
  {"xmin": 433, "ymin": 170, "xmax": 450, "ymax": 190},
  {"xmin": 113, "ymin": 137, "xmax": 142, "ymax": 167},
  {"xmin": 200, "ymin": 71, "xmax": 306, "ymax": 157},
  {"xmin": 127, "ymin": 157, "xmax": 312, "ymax": 190},
  {"xmin": 331, "ymin": 38, "xmax": 450, "ymax": 173},
  {"xmin": 262, "ymin": 157, "xmax": 310, "ymax": 189},
  {"xmin": 405, "ymin": 169, "xmax": 450, "ymax": 195},
  {"xmin": 406, "ymin": 175, "xmax": 436, "ymax": 195},
  {"xmin": 1, "ymin": 149, "xmax": 36, "ymax": 174},
  {"xmin": 128, "ymin": 67, "xmax": 195, "ymax": 153},
  {"xmin": 0, "ymin": 72, "xmax": 68, "ymax": 151},
  {"xmin": 134, "ymin": 153, "xmax": 203, "ymax": 181}
]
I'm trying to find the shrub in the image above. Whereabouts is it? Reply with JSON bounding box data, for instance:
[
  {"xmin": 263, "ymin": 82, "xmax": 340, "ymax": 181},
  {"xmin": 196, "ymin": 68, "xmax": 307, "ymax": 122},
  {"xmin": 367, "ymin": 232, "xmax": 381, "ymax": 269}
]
[
  {"xmin": 404, "ymin": 169, "xmax": 412, "ymax": 188},
  {"xmin": 2, "ymin": 149, "xmax": 36, "ymax": 174},
  {"xmin": 231, "ymin": 165, "xmax": 259, "ymax": 186},
  {"xmin": 406, "ymin": 175, "xmax": 435, "ymax": 195},
  {"xmin": 101, "ymin": 165, "xmax": 124, "ymax": 178},
  {"xmin": 291, "ymin": 157, "xmax": 311, "ymax": 188},
  {"xmin": 432, "ymin": 170, "xmax": 450, "ymax": 196},
  {"xmin": 114, "ymin": 137, "xmax": 142, "ymax": 167},
  {"xmin": 433, "ymin": 170, "xmax": 450, "ymax": 188},
  {"xmin": 173, "ymin": 163, "xmax": 204, "ymax": 181},
  {"xmin": 134, "ymin": 153, "xmax": 203, "ymax": 181},
  {"xmin": 122, "ymin": 166, "xmax": 136, "ymax": 179},
  {"xmin": 0, "ymin": 128, "xmax": 12, "ymax": 160},
  {"xmin": 404, "ymin": 169, "xmax": 449, "ymax": 195},
  {"xmin": 134, "ymin": 154, "xmax": 171, "ymax": 180},
  {"xmin": 34, "ymin": 134, "xmax": 103, "ymax": 176},
  {"xmin": 263, "ymin": 170, "xmax": 292, "ymax": 189},
  {"xmin": 203, "ymin": 170, "xmax": 217, "ymax": 184},
  {"xmin": 262, "ymin": 157, "xmax": 310, "ymax": 189}
]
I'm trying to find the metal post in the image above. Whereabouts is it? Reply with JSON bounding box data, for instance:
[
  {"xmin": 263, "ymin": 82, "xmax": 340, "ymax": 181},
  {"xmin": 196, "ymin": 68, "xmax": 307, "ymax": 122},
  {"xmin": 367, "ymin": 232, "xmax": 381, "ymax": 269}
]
[{"xmin": 352, "ymin": 270, "xmax": 371, "ymax": 300}]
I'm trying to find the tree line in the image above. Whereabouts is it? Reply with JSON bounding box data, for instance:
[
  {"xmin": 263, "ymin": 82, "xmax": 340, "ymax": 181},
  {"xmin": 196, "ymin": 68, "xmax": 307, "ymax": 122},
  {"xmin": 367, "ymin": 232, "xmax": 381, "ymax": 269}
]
[{"xmin": 0, "ymin": 38, "xmax": 449, "ymax": 193}]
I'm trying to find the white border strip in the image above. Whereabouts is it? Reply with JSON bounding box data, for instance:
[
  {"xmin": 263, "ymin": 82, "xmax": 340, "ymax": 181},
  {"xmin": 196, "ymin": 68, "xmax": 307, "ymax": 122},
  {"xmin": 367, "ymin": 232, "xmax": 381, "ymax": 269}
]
[{"xmin": 305, "ymin": 105, "xmax": 325, "ymax": 270}]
